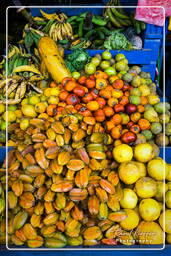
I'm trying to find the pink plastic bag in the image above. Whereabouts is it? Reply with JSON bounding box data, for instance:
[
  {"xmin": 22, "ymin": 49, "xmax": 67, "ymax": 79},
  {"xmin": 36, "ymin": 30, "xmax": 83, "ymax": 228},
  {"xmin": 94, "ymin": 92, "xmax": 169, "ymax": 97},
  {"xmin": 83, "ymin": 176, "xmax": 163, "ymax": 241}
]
[{"xmin": 135, "ymin": 0, "xmax": 171, "ymax": 26}]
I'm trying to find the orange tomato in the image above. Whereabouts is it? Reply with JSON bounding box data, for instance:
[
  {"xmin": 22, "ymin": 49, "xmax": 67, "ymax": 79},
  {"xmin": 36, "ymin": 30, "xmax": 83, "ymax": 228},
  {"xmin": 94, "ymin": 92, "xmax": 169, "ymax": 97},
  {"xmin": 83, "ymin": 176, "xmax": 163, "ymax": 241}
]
[
  {"xmin": 106, "ymin": 120, "xmax": 115, "ymax": 131},
  {"xmin": 130, "ymin": 112, "xmax": 141, "ymax": 123},
  {"xmin": 78, "ymin": 107, "xmax": 92, "ymax": 117},
  {"xmin": 103, "ymin": 106, "xmax": 114, "ymax": 117},
  {"xmin": 87, "ymin": 101, "xmax": 99, "ymax": 111},
  {"xmin": 82, "ymin": 93, "xmax": 93, "ymax": 103},
  {"xmin": 108, "ymin": 97, "xmax": 118, "ymax": 107},
  {"xmin": 99, "ymin": 89, "xmax": 112, "ymax": 99},
  {"xmin": 140, "ymin": 96, "xmax": 148, "ymax": 105},
  {"xmin": 111, "ymin": 114, "xmax": 122, "ymax": 125},
  {"xmin": 59, "ymin": 90, "xmax": 69, "ymax": 101},
  {"xmin": 130, "ymin": 124, "xmax": 141, "ymax": 134},
  {"xmin": 111, "ymin": 126, "xmax": 122, "ymax": 139},
  {"xmin": 96, "ymin": 97, "xmax": 106, "ymax": 108},
  {"xmin": 66, "ymin": 94, "xmax": 80, "ymax": 105},
  {"xmin": 86, "ymin": 79, "xmax": 96, "ymax": 88},
  {"xmin": 138, "ymin": 119, "xmax": 151, "ymax": 130},
  {"xmin": 137, "ymin": 105, "xmax": 145, "ymax": 113},
  {"xmin": 62, "ymin": 77, "xmax": 73, "ymax": 87},
  {"xmin": 46, "ymin": 104, "xmax": 57, "ymax": 116},
  {"xmin": 124, "ymin": 91, "xmax": 130, "ymax": 97},
  {"xmin": 105, "ymin": 85, "xmax": 113, "ymax": 91},
  {"xmin": 94, "ymin": 109, "xmax": 105, "ymax": 122},
  {"xmin": 103, "ymin": 72, "xmax": 109, "ymax": 79},
  {"xmin": 65, "ymin": 80, "xmax": 77, "ymax": 91},
  {"xmin": 113, "ymin": 79, "xmax": 124, "ymax": 89},
  {"xmin": 114, "ymin": 104, "xmax": 124, "ymax": 113},
  {"xmin": 94, "ymin": 70, "xmax": 105, "ymax": 79},
  {"xmin": 109, "ymin": 75, "xmax": 118, "ymax": 84},
  {"xmin": 112, "ymin": 89, "xmax": 123, "ymax": 99},
  {"xmin": 119, "ymin": 96, "xmax": 129, "ymax": 106},
  {"xmin": 78, "ymin": 76, "xmax": 87, "ymax": 85},
  {"xmin": 127, "ymin": 121, "xmax": 134, "ymax": 129},
  {"xmin": 90, "ymin": 89, "xmax": 99, "ymax": 99}
]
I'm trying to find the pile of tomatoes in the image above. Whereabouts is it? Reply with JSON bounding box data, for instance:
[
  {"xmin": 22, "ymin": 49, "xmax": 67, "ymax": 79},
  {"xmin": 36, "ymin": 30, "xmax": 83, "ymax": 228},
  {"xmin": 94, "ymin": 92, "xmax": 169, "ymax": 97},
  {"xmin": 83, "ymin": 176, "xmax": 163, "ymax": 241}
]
[{"xmin": 57, "ymin": 70, "xmax": 151, "ymax": 146}]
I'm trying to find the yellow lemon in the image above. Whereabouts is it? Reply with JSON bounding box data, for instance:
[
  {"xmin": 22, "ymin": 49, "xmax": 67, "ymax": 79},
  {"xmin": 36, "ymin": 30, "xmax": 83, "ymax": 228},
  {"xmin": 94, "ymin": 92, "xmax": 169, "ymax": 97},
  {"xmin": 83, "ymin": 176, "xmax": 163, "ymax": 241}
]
[
  {"xmin": 35, "ymin": 102, "xmax": 47, "ymax": 113},
  {"xmin": 21, "ymin": 104, "xmax": 37, "ymax": 118},
  {"xmin": 120, "ymin": 209, "xmax": 139, "ymax": 231},
  {"xmin": 113, "ymin": 144, "xmax": 133, "ymax": 163},
  {"xmin": 44, "ymin": 88, "xmax": 52, "ymax": 97},
  {"xmin": 147, "ymin": 94, "xmax": 160, "ymax": 105},
  {"xmin": 48, "ymin": 96, "xmax": 59, "ymax": 105},
  {"xmin": 155, "ymin": 181, "xmax": 168, "ymax": 201},
  {"xmin": 134, "ymin": 143, "xmax": 154, "ymax": 163},
  {"xmin": 3, "ymin": 111, "xmax": 16, "ymax": 122},
  {"xmin": 120, "ymin": 188, "xmax": 138, "ymax": 209},
  {"xmin": 159, "ymin": 210, "xmax": 171, "ymax": 234},
  {"xmin": 139, "ymin": 85, "xmax": 150, "ymax": 96},
  {"xmin": 147, "ymin": 157, "xmax": 168, "ymax": 181},
  {"xmin": 20, "ymin": 118, "xmax": 30, "ymax": 131},
  {"xmin": 136, "ymin": 162, "xmax": 147, "ymax": 177},
  {"xmin": 14, "ymin": 109, "xmax": 22, "ymax": 118},
  {"xmin": 139, "ymin": 198, "xmax": 160, "ymax": 221},
  {"xmin": 21, "ymin": 98, "xmax": 29, "ymax": 105},
  {"xmin": 135, "ymin": 221, "xmax": 164, "ymax": 245},
  {"xmin": 29, "ymin": 95, "xmax": 40, "ymax": 105},
  {"xmin": 135, "ymin": 177, "xmax": 157, "ymax": 198},
  {"xmin": 50, "ymin": 87, "xmax": 60, "ymax": 96},
  {"xmin": 118, "ymin": 161, "xmax": 140, "ymax": 184}
]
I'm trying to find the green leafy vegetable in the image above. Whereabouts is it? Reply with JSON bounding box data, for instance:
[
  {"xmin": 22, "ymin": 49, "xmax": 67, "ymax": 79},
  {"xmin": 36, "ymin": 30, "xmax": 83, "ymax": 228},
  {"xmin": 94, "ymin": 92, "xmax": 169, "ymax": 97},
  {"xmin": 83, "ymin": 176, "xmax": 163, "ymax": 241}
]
[
  {"xmin": 65, "ymin": 49, "xmax": 90, "ymax": 71},
  {"xmin": 104, "ymin": 30, "xmax": 132, "ymax": 50}
]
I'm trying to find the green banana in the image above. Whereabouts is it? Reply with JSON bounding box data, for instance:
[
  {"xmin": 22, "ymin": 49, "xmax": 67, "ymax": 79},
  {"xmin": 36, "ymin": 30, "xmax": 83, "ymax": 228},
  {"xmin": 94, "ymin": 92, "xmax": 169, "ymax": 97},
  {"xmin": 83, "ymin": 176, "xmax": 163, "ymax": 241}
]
[
  {"xmin": 111, "ymin": 7, "xmax": 130, "ymax": 20},
  {"xmin": 24, "ymin": 32, "xmax": 34, "ymax": 49},
  {"xmin": 7, "ymin": 53, "xmax": 19, "ymax": 76},
  {"xmin": 42, "ymin": 19, "xmax": 55, "ymax": 34},
  {"xmin": 106, "ymin": 8, "xmax": 122, "ymax": 28},
  {"xmin": 135, "ymin": 21, "xmax": 141, "ymax": 34}
]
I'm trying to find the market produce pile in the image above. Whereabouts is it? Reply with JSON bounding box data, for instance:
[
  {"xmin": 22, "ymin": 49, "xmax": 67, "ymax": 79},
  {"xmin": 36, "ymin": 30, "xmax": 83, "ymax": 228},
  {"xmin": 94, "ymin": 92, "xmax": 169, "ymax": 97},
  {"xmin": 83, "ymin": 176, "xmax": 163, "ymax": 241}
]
[{"xmin": 0, "ymin": 7, "xmax": 171, "ymax": 249}]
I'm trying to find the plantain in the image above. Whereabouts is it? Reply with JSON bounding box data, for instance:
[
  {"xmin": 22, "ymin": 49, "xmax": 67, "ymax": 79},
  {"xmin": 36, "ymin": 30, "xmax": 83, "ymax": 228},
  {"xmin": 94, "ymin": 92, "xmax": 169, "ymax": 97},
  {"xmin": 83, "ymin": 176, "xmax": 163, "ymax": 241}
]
[{"xmin": 13, "ymin": 65, "xmax": 41, "ymax": 75}]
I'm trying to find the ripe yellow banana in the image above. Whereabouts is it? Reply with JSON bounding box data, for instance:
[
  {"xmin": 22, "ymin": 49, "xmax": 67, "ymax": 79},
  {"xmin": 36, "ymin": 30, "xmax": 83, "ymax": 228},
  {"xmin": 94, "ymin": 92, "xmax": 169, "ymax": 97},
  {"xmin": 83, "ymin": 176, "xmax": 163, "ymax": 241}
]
[
  {"xmin": 29, "ymin": 74, "xmax": 44, "ymax": 82},
  {"xmin": 14, "ymin": 85, "xmax": 22, "ymax": 99},
  {"xmin": 19, "ymin": 82, "xmax": 27, "ymax": 99},
  {"xmin": 7, "ymin": 82, "xmax": 19, "ymax": 96},
  {"xmin": 13, "ymin": 65, "xmax": 41, "ymax": 75},
  {"xmin": 49, "ymin": 23, "xmax": 56, "ymax": 38},
  {"xmin": 40, "ymin": 9, "xmax": 58, "ymax": 20}
]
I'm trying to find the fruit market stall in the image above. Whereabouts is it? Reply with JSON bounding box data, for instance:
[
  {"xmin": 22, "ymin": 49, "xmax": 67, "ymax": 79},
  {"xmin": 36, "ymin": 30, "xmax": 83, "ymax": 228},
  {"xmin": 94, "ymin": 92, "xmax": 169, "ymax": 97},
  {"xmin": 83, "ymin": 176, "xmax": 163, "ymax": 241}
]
[{"xmin": 0, "ymin": 1, "xmax": 170, "ymax": 250}]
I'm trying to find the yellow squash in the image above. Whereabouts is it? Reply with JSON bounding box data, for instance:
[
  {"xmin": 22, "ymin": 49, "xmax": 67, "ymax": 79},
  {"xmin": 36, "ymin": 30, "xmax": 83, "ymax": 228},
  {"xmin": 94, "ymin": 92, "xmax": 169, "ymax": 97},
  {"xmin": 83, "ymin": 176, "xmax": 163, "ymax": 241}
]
[{"xmin": 38, "ymin": 36, "xmax": 71, "ymax": 83}]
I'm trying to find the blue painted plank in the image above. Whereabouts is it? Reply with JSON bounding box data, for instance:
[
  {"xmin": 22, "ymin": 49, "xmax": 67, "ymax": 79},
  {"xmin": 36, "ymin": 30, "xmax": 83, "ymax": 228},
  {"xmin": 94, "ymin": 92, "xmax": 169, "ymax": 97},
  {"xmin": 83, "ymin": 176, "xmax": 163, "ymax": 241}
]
[
  {"xmin": 141, "ymin": 63, "xmax": 156, "ymax": 80},
  {"xmin": 65, "ymin": 49, "xmax": 158, "ymax": 64}
]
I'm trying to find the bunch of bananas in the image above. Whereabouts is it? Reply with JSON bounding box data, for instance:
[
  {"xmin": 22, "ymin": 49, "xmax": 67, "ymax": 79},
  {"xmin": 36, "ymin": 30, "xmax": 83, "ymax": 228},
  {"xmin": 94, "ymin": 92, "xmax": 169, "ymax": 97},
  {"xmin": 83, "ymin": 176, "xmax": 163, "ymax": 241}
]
[
  {"xmin": 5, "ymin": 44, "xmax": 41, "ymax": 78},
  {"xmin": 104, "ymin": 0, "xmax": 146, "ymax": 34},
  {"xmin": 38, "ymin": 10, "xmax": 74, "ymax": 41},
  {"xmin": 0, "ymin": 74, "xmax": 43, "ymax": 104}
]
